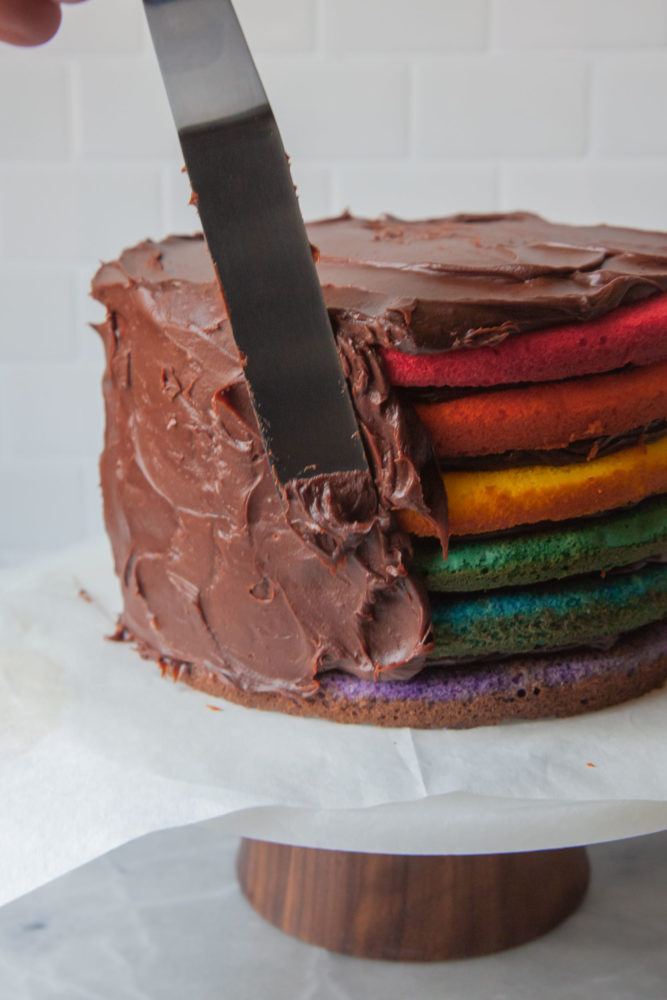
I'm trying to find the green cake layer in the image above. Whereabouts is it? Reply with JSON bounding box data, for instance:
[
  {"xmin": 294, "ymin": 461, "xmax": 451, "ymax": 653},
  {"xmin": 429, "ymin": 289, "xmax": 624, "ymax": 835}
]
[
  {"xmin": 413, "ymin": 494, "xmax": 667, "ymax": 593},
  {"xmin": 430, "ymin": 562, "xmax": 667, "ymax": 660}
]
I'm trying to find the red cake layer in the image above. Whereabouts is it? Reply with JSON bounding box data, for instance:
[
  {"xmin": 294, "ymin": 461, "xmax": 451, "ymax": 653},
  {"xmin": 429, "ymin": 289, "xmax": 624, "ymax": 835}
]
[{"xmin": 383, "ymin": 293, "xmax": 667, "ymax": 387}]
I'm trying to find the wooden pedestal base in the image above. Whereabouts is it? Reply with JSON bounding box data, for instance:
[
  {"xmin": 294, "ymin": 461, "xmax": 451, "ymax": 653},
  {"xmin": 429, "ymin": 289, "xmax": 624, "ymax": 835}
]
[{"xmin": 237, "ymin": 839, "xmax": 590, "ymax": 961}]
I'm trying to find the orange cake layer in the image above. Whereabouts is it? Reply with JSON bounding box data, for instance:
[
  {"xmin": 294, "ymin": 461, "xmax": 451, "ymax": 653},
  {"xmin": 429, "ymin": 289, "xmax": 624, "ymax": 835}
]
[
  {"xmin": 399, "ymin": 436, "xmax": 667, "ymax": 538},
  {"xmin": 414, "ymin": 360, "xmax": 667, "ymax": 458}
]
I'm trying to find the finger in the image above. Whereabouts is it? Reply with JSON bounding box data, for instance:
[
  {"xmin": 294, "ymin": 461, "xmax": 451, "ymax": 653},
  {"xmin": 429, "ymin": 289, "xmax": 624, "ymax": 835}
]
[{"xmin": 0, "ymin": 0, "xmax": 61, "ymax": 47}]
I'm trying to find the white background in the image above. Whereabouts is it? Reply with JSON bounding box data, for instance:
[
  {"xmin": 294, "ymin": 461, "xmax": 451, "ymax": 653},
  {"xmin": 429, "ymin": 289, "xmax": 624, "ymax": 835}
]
[{"xmin": 1, "ymin": 0, "xmax": 667, "ymax": 563}]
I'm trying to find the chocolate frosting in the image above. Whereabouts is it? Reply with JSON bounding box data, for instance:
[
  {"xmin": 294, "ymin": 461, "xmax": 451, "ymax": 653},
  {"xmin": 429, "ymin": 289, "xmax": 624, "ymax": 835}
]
[
  {"xmin": 311, "ymin": 212, "xmax": 667, "ymax": 351},
  {"xmin": 92, "ymin": 212, "xmax": 667, "ymax": 696},
  {"xmin": 93, "ymin": 236, "xmax": 446, "ymax": 694}
]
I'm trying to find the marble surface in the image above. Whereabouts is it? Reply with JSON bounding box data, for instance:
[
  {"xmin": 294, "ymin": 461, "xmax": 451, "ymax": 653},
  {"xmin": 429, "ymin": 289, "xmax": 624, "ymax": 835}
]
[{"xmin": 0, "ymin": 824, "xmax": 666, "ymax": 999}]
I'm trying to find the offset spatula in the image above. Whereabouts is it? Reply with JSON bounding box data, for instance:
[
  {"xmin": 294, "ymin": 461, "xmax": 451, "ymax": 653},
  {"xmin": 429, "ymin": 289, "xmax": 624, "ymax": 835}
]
[{"xmin": 143, "ymin": 0, "xmax": 369, "ymax": 488}]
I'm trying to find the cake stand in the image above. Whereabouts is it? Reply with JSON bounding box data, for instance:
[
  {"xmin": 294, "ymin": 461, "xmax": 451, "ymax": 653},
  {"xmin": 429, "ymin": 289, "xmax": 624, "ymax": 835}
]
[
  {"xmin": 236, "ymin": 838, "xmax": 589, "ymax": 961},
  {"xmin": 2, "ymin": 539, "xmax": 667, "ymax": 962},
  {"xmin": 228, "ymin": 705, "xmax": 667, "ymax": 960}
]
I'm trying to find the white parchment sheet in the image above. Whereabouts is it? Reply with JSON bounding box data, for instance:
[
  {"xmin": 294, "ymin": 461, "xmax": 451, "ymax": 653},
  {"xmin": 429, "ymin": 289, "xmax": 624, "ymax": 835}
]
[{"xmin": 1, "ymin": 539, "xmax": 667, "ymax": 907}]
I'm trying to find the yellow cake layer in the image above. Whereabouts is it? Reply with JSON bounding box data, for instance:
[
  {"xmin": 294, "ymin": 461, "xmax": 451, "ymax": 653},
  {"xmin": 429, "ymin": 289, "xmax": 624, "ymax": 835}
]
[{"xmin": 399, "ymin": 436, "xmax": 667, "ymax": 538}]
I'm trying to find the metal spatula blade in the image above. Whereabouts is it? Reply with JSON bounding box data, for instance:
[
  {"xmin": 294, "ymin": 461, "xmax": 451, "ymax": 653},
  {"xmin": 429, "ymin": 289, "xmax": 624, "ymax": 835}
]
[{"xmin": 143, "ymin": 0, "xmax": 369, "ymax": 486}]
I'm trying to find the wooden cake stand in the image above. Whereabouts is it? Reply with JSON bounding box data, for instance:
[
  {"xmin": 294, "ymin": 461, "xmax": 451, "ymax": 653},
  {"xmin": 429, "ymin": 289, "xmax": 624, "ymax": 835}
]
[{"xmin": 236, "ymin": 839, "xmax": 590, "ymax": 961}]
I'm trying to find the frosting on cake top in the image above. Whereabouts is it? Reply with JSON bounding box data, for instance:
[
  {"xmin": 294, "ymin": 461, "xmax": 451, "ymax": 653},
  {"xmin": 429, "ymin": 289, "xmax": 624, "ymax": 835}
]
[
  {"xmin": 310, "ymin": 211, "xmax": 667, "ymax": 351},
  {"xmin": 104, "ymin": 211, "xmax": 667, "ymax": 352}
]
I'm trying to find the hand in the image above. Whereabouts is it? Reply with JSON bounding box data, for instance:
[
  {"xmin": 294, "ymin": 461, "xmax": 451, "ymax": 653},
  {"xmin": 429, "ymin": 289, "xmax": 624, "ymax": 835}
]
[{"xmin": 0, "ymin": 0, "xmax": 89, "ymax": 47}]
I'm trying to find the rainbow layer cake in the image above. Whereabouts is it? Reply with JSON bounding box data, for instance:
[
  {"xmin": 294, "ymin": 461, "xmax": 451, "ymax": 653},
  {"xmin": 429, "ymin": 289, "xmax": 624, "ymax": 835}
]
[{"xmin": 92, "ymin": 212, "xmax": 667, "ymax": 727}]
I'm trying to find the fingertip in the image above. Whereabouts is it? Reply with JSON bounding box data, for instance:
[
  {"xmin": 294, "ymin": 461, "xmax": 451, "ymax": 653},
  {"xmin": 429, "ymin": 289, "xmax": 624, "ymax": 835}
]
[{"xmin": 0, "ymin": 0, "xmax": 62, "ymax": 47}]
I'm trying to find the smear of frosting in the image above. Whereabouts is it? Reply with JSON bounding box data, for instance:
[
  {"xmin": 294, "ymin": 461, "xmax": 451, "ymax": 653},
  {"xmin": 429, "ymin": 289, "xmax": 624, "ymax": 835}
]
[{"xmin": 93, "ymin": 237, "xmax": 445, "ymax": 693}]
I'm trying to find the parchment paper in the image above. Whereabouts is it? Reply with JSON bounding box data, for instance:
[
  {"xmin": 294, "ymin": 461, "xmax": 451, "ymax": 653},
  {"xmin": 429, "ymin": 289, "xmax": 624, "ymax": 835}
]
[{"xmin": 2, "ymin": 539, "xmax": 667, "ymax": 907}]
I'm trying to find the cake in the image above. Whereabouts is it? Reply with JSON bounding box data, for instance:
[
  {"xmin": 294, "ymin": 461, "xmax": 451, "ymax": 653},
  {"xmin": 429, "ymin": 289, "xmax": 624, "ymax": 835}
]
[{"xmin": 92, "ymin": 212, "xmax": 667, "ymax": 727}]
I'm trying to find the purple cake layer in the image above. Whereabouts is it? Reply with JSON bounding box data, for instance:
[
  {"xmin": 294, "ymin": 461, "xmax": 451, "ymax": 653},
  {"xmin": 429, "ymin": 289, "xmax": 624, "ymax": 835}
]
[
  {"xmin": 164, "ymin": 617, "xmax": 667, "ymax": 727},
  {"xmin": 318, "ymin": 619, "xmax": 667, "ymax": 703}
]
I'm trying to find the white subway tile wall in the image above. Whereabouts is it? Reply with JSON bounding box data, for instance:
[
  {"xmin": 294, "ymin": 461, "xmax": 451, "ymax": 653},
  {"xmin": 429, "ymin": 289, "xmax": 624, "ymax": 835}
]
[
  {"xmin": 493, "ymin": 0, "xmax": 667, "ymax": 49},
  {"xmin": 259, "ymin": 58, "xmax": 411, "ymax": 158},
  {"xmin": 322, "ymin": 1, "xmax": 490, "ymax": 53},
  {"xmin": 0, "ymin": 0, "xmax": 666, "ymax": 561},
  {"xmin": 414, "ymin": 55, "xmax": 589, "ymax": 157}
]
